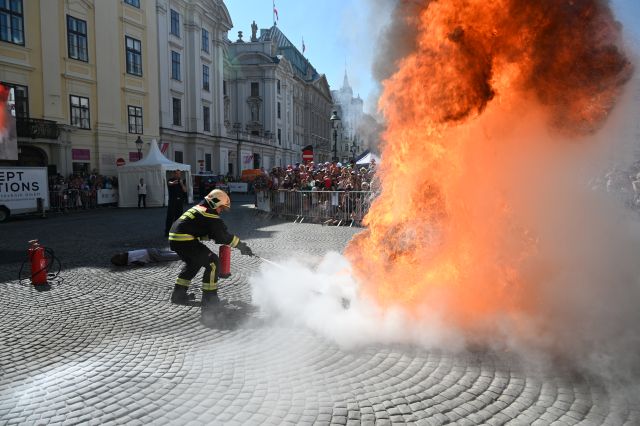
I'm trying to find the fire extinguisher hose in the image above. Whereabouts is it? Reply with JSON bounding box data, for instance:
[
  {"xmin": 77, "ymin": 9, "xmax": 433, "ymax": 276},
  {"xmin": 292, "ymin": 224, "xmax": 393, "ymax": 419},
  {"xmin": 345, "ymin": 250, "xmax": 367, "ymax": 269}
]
[{"xmin": 17, "ymin": 247, "xmax": 64, "ymax": 286}]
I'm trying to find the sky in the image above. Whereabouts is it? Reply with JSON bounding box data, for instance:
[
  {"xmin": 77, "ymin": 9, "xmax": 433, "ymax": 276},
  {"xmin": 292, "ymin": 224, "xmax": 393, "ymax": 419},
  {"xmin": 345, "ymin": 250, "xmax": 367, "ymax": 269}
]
[
  {"xmin": 225, "ymin": 0, "xmax": 640, "ymax": 116},
  {"xmin": 225, "ymin": 0, "xmax": 381, "ymax": 113}
]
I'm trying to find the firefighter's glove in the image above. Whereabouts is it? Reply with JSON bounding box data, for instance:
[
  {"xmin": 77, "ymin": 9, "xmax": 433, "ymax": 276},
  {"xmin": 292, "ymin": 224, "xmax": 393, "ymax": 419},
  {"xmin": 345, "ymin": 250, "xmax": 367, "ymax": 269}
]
[{"xmin": 236, "ymin": 241, "xmax": 254, "ymax": 257}]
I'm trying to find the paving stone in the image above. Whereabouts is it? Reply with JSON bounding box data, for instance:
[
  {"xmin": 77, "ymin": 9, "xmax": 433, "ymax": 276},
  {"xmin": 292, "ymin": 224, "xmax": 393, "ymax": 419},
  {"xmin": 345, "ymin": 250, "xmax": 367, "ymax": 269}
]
[{"xmin": 0, "ymin": 204, "xmax": 636, "ymax": 425}]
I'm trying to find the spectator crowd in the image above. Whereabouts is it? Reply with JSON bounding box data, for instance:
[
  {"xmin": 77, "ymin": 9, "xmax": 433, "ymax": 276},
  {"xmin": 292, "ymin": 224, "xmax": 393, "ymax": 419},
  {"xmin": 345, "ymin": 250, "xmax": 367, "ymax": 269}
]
[
  {"xmin": 254, "ymin": 160, "xmax": 377, "ymax": 193},
  {"xmin": 48, "ymin": 170, "xmax": 118, "ymax": 210},
  {"xmin": 252, "ymin": 160, "xmax": 378, "ymax": 226}
]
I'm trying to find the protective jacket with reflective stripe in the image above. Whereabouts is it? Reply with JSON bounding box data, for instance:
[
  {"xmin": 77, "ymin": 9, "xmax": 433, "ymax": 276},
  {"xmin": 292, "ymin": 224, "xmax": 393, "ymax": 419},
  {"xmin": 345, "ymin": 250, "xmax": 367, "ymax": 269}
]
[{"xmin": 168, "ymin": 201, "xmax": 240, "ymax": 247}]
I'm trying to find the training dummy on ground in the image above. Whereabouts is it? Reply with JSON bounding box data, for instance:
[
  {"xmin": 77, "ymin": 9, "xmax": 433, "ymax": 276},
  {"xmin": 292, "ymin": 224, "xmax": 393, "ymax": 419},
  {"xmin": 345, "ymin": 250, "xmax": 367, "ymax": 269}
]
[
  {"xmin": 168, "ymin": 189, "xmax": 254, "ymax": 319},
  {"xmin": 111, "ymin": 248, "xmax": 180, "ymax": 266}
]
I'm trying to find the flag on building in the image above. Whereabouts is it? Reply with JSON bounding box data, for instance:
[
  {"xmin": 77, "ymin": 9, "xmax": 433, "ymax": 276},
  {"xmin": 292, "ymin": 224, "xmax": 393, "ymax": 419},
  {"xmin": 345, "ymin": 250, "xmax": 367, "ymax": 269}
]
[{"xmin": 273, "ymin": 1, "xmax": 279, "ymax": 22}]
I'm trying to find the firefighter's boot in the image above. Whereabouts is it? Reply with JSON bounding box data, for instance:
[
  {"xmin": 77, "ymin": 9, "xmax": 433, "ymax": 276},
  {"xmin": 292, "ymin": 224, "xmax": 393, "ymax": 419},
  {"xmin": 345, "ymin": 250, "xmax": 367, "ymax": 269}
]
[
  {"xmin": 201, "ymin": 290, "xmax": 221, "ymax": 324},
  {"xmin": 170, "ymin": 284, "xmax": 194, "ymax": 305}
]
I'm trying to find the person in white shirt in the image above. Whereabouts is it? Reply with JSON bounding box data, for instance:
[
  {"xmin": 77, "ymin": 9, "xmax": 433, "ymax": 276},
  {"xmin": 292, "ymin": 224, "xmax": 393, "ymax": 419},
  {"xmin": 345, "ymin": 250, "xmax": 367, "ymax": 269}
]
[{"xmin": 137, "ymin": 178, "xmax": 147, "ymax": 208}]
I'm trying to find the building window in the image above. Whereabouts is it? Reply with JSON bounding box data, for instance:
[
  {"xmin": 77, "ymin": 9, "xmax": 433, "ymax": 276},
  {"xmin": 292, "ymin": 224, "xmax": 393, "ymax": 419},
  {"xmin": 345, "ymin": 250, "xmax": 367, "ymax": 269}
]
[
  {"xmin": 171, "ymin": 51, "xmax": 180, "ymax": 80},
  {"xmin": 127, "ymin": 106, "xmax": 143, "ymax": 134},
  {"xmin": 203, "ymin": 105, "xmax": 210, "ymax": 132},
  {"xmin": 277, "ymin": 79, "xmax": 281, "ymax": 94},
  {"xmin": 170, "ymin": 9, "xmax": 180, "ymax": 37},
  {"xmin": 277, "ymin": 128, "xmax": 281, "ymax": 145},
  {"xmin": 67, "ymin": 15, "xmax": 88, "ymax": 62},
  {"xmin": 174, "ymin": 150, "xmax": 183, "ymax": 163},
  {"xmin": 70, "ymin": 95, "xmax": 90, "ymax": 129},
  {"xmin": 1, "ymin": 82, "xmax": 28, "ymax": 119},
  {"xmin": 203, "ymin": 65, "xmax": 209, "ymax": 91},
  {"xmin": 0, "ymin": 0, "xmax": 23, "ymax": 45},
  {"xmin": 125, "ymin": 36, "xmax": 142, "ymax": 76},
  {"xmin": 223, "ymin": 80, "xmax": 227, "ymax": 96},
  {"xmin": 202, "ymin": 28, "xmax": 209, "ymax": 53},
  {"xmin": 277, "ymin": 102, "xmax": 281, "ymax": 119},
  {"xmin": 205, "ymin": 153, "xmax": 212, "ymax": 172},
  {"xmin": 124, "ymin": 0, "xmax": 140, "ymax": 7},
  {"xmin": 251, "ymin": 82, "xmax": 259, "ymax": 97},
  {"xmin": 172, "ymin": 97, "xmax": 181, "ymax": 126}
]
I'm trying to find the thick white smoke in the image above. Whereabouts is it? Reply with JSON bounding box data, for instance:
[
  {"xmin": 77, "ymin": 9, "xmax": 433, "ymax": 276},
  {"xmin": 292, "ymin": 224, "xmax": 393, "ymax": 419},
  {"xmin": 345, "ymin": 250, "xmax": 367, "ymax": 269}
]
[{"xmin": 250, "ymin": 252, "xmax": 465, "ymax": 350}]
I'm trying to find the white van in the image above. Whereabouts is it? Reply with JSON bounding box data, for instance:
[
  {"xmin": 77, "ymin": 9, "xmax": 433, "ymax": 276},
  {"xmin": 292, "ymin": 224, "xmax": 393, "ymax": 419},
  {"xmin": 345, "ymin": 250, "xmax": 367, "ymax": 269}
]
[{"xmin": 0, "ymin": 167, "xmax": 49, "ymax": 222}]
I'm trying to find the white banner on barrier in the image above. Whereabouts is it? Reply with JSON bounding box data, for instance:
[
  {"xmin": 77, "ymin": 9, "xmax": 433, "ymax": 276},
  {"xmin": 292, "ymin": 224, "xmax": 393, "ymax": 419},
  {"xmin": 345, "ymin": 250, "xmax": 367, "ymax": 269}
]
[
  {"xmin": 228, "ymin": 182, "xmax": 248, "ymax": 193},
  {"xmin": 98, "ymin": 189, "xmax": 118, "ymax": 205},
  {"xmin": 256, "ymin": 191, "xmax": 270, "ymax": 212}
]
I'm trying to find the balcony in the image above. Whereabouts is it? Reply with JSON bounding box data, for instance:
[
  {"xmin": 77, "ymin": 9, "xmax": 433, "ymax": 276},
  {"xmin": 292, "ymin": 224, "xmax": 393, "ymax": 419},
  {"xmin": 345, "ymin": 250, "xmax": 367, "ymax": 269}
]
[{"xmin": 16, "ymin": 118, "xmax": 61, "ymax": 140}]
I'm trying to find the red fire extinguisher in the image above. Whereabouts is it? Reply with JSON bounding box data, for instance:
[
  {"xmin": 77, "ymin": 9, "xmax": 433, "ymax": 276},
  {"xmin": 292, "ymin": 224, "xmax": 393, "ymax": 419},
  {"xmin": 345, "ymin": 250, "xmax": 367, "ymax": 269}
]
[
  {"xmin": 28, "ymin": 240, "xmax": 48, "ymax": 285},
  {"xmin": 219, "ymin": 245, "xmax": 231, "ymax": 278}
]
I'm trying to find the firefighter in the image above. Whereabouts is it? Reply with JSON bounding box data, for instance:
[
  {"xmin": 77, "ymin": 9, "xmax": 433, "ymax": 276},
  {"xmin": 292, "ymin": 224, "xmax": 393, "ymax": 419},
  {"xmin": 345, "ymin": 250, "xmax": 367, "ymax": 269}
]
[
  {"xmin": 164, "ymin": 170, "xmax": 187, "ymax": 237},
  {"xmin": 168, "ymin": 189, "xmax": 254, "ymax": 314}
]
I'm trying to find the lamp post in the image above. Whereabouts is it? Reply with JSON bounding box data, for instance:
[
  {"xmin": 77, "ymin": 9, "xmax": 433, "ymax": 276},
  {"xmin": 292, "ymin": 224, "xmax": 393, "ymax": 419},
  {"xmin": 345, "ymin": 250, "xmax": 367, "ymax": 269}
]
[
  {"xmin": 330, "ymin": 110, "xmax": 341, "ymax": 162},
  {"xmin": 135, "ymin": 135, "xmax": 143, "ymax": 161},
  {"xmin": 233, "ymin": 122, "xmax": 242, "ymax": 178}
]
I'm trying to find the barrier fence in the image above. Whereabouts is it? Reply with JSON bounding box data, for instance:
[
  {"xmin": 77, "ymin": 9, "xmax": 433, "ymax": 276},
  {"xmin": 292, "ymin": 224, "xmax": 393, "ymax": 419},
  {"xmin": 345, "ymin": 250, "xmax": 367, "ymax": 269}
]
[
  {"xmin": 48, "ymin": 189, "xmax": 118, "ymax": 212},
  {"xmin": 255, "ymin": 190, "xmax": 373, "ymax": 226}
]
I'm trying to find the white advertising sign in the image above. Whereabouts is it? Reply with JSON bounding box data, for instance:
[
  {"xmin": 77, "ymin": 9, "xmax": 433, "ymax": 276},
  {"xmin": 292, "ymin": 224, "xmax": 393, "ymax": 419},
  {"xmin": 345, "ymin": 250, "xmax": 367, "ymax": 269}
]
[
  {"xmin": 228, "ymin": 182, "xmax": 248, "ymax": 193},
  {"xmin": 256, "ymin": 191, "xmax": 270, "ymax": 212},
  {"xmin": 97, "ymin": 189, "xmax": 118, "ymax": 205},
  {"xmin": 0, "ymin": 167, "xmax": 49, "ymax": 210}
]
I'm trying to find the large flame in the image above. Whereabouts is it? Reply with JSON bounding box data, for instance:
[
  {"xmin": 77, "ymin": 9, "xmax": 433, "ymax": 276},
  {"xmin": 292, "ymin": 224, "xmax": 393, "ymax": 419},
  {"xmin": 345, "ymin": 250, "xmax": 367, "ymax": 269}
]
[{"xmin": 346, "ymin": 0, "xmax": 631, "ymax": 329}]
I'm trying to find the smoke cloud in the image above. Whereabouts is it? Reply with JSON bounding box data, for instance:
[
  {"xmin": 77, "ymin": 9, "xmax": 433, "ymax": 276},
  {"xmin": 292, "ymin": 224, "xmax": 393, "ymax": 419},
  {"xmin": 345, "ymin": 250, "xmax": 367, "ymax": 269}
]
[{"xmin": 249, "ymin": 0, "xmax": 640, "ymax": 404}]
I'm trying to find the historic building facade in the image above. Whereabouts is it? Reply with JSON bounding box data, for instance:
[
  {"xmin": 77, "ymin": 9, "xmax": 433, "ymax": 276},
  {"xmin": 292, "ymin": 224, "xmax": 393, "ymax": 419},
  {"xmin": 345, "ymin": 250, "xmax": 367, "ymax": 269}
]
[
  {"xmin": 331, "ymin": 70, "xmax": 364, "ymax": 163},
  {"xmin": 0, "ymin": 0, "xmax": 161, "ymax": 175},
  {"xmin": 223, "ymin": 24, "xmax": 333, "ymax": 174},
  {"xmin": 1, "ymin": 1, "xmax": 336, "ymax": 178},
  {"xmin": 156, "ymin": 0, "xmax": 232, "ymax": 174}
]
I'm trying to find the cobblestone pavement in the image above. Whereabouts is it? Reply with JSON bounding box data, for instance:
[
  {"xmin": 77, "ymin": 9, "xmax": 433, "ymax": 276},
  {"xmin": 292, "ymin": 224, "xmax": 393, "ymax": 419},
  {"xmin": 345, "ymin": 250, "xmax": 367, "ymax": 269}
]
[{"xmin": 0, "ymin": 198, "xmax": 638, "ymax": 425}]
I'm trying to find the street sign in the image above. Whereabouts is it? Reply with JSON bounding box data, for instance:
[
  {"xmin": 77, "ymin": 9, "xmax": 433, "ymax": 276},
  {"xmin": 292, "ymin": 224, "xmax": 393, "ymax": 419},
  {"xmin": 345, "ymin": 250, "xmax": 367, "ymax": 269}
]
[{"xmin": 116, "ymin": 158, "xmax": 126, "ymax": 167}]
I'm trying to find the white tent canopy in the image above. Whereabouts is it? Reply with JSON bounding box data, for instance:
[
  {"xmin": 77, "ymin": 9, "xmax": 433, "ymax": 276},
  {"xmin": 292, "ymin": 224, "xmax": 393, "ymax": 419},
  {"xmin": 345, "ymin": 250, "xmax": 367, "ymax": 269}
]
[
  {"xmin": 355, "ymin": 150, "xmax": 381, "ymax": 166},
  {"xmin": 117, "ymin": 139, "xmax": 193, "ymax": 208}
]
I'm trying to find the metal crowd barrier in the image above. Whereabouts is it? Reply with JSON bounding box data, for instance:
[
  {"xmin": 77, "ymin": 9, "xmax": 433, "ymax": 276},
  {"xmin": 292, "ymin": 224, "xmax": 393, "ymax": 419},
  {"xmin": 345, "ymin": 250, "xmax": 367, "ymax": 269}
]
[
  {"xmin": 255, "ymin": 190, "xmax": 373, "ymax": 226},
  {"xmin": 48, "ymin": 189, "xmax": 99, "ymax": 212}
]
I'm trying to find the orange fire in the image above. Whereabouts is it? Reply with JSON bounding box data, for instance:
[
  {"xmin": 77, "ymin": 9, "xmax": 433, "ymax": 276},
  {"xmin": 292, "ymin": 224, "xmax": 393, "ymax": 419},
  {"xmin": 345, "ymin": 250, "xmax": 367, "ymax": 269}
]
[{"xmin": 346, "ymin": 0, "xmax": 631, "ymax": 329}]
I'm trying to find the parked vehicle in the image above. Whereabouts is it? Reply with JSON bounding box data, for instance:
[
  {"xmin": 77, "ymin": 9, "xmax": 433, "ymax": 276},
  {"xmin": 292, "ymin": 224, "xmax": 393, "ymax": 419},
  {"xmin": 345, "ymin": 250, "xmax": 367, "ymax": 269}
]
[
  {"xmin": 193, "ymin": 174, "xmax": 229, "ymax": 200},
  {"xmin": 240, "ymin": 168, "xmax": 266, "ymax": 182},
  {"xmin": 0, "ymin": 167, "xmax": 49, "ymax": 222}
]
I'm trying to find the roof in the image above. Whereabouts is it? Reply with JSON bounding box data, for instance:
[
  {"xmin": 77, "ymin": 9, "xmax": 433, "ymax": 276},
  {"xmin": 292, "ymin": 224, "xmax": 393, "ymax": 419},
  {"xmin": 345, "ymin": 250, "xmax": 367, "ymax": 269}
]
[
  {"xmin": 122, "ymin": 139, "xmax": 190, "ymax": 171},
  {"xmin": 258, "ymin": 26, "xmax": 319, "ymax": 82}
]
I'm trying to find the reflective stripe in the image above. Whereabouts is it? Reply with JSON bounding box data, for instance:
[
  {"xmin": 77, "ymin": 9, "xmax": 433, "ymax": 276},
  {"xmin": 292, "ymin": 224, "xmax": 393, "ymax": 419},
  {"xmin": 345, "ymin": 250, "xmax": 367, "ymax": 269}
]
[
  {"xmin": 198, "ymin": 210, "xmax": 219, "ymax": 218},
  {"xmin": 230, "ymin": 236, "xmax": 240, "ymax": 248},
  {"xmin": 179, "ymin": 208, "xmax": 197, "ymax": 220},
  {"xmin": 180, "ymin": 211, "xmax": 196, "ymax": 220},
  {"xmin": 202, "ymin": 262, "xmax": 217, "ymax": 291},
  {"xmin": 176, "ymin": 278, "xmax": 190, "ymax": 287},
  {"xmin": 168, "ymin": 233, "xmax": 195, "ymax": 241},
  {"xmin": 195, "ymin": 208, "xmax": 220, "ymax": 219}
]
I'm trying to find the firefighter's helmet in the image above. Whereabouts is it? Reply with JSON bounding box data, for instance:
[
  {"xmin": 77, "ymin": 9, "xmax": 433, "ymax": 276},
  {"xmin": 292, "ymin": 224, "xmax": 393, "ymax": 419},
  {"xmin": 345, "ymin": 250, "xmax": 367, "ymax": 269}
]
[{"xmin": 205, "ymin": 189, "xmax": 231, "ymax": 210}]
